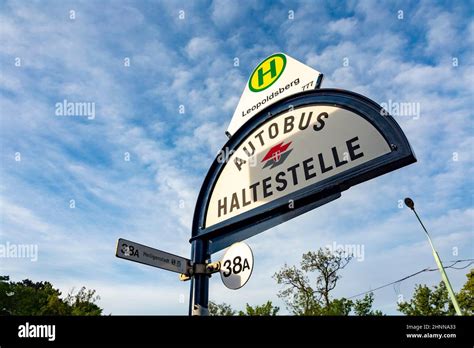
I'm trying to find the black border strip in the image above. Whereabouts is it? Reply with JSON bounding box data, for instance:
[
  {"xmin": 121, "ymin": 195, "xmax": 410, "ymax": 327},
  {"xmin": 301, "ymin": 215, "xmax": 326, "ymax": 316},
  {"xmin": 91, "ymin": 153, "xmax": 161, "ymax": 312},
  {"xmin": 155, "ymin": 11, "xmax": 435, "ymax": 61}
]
[{"xmin": 0, "ymin": 316, "xmax": 470, "ymax": 346}]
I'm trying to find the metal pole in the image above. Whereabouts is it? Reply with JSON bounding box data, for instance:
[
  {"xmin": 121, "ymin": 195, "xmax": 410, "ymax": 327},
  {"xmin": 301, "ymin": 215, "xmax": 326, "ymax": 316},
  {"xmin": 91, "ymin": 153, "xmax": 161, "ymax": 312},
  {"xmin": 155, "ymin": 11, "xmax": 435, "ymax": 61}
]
[
  {"xmin": 411, "ymin": 209, "xmax": 462, "ymax": 315},
  {"xmin": 188, "ymin": 242, "xmax": 195, "ymax": 316},
  {"xmin": 191, "ymin": 239, "xmax": 210, "ymax": 316},
  {"xmin": 188, "ymin": 277, "xmax": 194, "ymax": 316},
  {"xmin": 404, "ymin": 198, "xmax": 462, "ymax": 315}
]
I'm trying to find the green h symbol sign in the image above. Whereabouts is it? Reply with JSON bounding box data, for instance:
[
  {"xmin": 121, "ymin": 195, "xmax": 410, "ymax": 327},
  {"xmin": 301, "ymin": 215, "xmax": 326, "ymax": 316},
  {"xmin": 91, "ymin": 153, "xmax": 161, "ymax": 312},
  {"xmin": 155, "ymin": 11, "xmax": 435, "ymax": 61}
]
[
  {"xmin": 249, "ymin": 53, "xmax": 286, "ymax": 92},
  {"xmin": 257, "ymin": 58, "xmax": 277, "ymax": 87}
]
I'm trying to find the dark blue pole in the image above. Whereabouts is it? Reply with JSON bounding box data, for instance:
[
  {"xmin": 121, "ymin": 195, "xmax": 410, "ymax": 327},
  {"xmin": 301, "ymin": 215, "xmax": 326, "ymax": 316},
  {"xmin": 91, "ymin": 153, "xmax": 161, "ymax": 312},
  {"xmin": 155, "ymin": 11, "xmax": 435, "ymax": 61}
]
[
  {"xmin": 191, "ymin": 239, "xmax": 209, "ymax": 315},
  {"xmin": 188, "ymin": 242, "xmax": 195, "ymax": 316}
]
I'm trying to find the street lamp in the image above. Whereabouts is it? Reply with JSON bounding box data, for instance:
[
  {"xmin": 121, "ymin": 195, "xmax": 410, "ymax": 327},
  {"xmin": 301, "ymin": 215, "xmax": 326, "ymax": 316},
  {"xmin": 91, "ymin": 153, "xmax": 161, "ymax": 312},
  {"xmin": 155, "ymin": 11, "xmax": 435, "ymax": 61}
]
[{"xmin": 404, "ymin": 197, "xmax": 462, "ymax": 315}]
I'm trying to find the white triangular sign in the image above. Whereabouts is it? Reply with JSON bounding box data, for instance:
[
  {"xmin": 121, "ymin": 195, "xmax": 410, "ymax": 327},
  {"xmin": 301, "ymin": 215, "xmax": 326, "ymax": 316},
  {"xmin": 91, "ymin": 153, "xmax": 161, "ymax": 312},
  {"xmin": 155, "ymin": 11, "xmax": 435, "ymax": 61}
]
[{"xmin": 226, "ymin": 52, "xmax": 323, "ymax": 137}]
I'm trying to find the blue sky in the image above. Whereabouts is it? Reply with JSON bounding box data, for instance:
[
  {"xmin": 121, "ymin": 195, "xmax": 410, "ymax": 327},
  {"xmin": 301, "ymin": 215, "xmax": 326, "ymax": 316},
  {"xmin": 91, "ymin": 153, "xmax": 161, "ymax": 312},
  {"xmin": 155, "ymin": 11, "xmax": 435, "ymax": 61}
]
[{"xmin": 0, "ymin": 0, "xmax": 473, "ymax": 315}]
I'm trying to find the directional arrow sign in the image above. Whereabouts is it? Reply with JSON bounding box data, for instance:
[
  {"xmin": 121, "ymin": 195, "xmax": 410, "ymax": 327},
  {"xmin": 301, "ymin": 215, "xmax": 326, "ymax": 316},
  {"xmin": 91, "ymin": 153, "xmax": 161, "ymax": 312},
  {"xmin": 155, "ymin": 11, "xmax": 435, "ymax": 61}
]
[{"xmin": 116, "ymin": 238, "xmax": 190, "ymax": 274}]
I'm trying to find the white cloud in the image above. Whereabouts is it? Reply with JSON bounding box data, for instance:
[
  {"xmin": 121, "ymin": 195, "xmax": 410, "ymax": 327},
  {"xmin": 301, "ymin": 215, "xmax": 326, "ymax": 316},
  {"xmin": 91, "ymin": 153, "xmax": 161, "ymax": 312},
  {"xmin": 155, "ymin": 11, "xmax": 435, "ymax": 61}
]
[
  {"xmin": 327, "ymin": 18, "xmax": 358, "ymax": 36},
  {"xmin": 210, "ymin": 0, "xmax": 257, "ymax": 27},
  {"xmin": 0, "ymin": 199, "xmax": 52, "ymax": 236},
  {"xmin": 186, "ymin": 36, "xmax": 219, "ymax": 59},
  {"xmin": 425, "ymin": 13, "xmax": 458, "ymax": 55}
]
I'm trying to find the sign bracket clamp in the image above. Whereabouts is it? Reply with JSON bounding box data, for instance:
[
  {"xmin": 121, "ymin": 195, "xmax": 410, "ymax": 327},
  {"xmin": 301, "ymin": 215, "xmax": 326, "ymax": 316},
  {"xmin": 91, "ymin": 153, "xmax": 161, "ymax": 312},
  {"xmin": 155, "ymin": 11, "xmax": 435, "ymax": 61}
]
[{"xmin": 179, "ymin": 261, "xmax": 221, "ymax": 281}]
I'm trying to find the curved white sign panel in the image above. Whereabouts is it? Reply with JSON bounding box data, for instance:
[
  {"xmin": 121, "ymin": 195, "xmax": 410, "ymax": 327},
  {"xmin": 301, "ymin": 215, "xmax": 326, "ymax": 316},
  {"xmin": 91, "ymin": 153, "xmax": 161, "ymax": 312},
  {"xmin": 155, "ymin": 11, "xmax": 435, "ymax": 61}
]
[
  {"xmin": 207, "ymin": 105, "xmax": 390, "ymax": 227},
  {"xmin": 191, "ymin": 89, "xmax": 416, "ymax": 253}
]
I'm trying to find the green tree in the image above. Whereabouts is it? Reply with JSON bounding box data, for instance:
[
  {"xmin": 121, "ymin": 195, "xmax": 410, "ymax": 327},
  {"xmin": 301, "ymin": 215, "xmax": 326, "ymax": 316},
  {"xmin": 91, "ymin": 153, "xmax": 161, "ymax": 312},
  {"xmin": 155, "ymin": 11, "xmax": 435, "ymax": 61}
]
[
  {"xmin": 273, "ymin": 248, "xmax": 383, "ymax": 316},
  {"xmin": 208, "ymin": 301, "xmax": 236, "ymax": 316},
  {"xmin": 209, "ymin": 300, "xmax": 279, "ymax": 316},
  {"xmin": 273, "ymin": 263, "xmax": 319, "ymax": 315},
  {"xmin": 0, "ymin": 276, "xmax": 102, "ymax": 316},
  {"xmin": 65, "ymin": 287, "xmax": 102, "ymax": 316},
  {"xmin": 398, "ymin": 270, "xmax": 473, "ymax": 316},
  {"xmin": 274, "ymin": 248, "xmax": 347, "ymax": 315},
  {"xmin": 353, "ymin": 293, "xmax": 383, "ymax": 316},
  {"xmin": 456, "ymin": 269, "xmax": 473, "ymax": 315},
  {"xmin": 320, "ymin": 298, "xmax": 353, "ymax": 315},
  {"xmin": 238, "ymin": 301, "xmax": 280, "ymax": 316}
]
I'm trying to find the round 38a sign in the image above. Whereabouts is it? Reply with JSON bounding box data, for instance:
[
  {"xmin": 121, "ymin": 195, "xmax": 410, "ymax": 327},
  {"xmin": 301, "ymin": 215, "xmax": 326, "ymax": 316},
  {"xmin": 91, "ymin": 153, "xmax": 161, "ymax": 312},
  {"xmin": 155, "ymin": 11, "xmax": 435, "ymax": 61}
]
[{"xmin": 220, "ymin": 242, "xmax": 254, "ymax": 290}]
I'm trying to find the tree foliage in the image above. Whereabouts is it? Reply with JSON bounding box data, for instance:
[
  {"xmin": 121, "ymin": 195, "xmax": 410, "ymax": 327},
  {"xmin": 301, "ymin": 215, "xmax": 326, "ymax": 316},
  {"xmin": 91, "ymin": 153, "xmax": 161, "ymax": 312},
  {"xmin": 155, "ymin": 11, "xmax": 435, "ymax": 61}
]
[
  {"xmin": 273, "ymin": 248, "xmax": 382, "ymax": 315},
  {"xmin": 209, "ymin": 300, "xmax": 279, "ymax": 316},
  {"xmin": 353, "ymin": 292, "xmax": 383, "ymax": 316},
  {"xmin": 238, "ymin": 301, "xmax": 279, "ymax": 316},
  {"xmin": 65, "ymin": 287, "xmax": 102, "ymax": 316},
  {"xmin": 457, "ymin": 269, "xmax": 474, "ymax": 315},
  {"xmin": 0, "ymin": 276, "xmax": 102, "ymax": 316},
  {"xmin": 398, "ymin": 269, "xmax": 473, "ymax": 316},
  {"xmin": 208, "ymin": 301, "xmax": 236, "ymax": 316}
]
